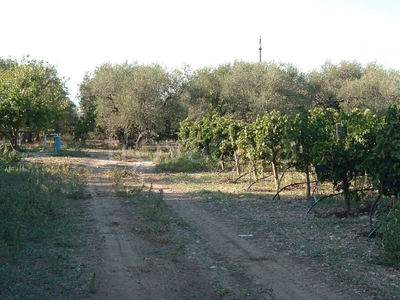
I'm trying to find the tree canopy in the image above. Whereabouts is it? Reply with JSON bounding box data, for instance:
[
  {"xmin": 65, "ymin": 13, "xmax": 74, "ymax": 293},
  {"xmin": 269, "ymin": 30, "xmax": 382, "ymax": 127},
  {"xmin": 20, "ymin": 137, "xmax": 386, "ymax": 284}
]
[
  {"xmin": 79, "ymin": 62, "xmax": 188, "ymax": 145},
  {"xmin": 0, "ymin": 57, "xmax": 70, "ymax": 148},
  {"xmin": 183, "ymin": 61, "xmax": 310, "ymax": 122}
]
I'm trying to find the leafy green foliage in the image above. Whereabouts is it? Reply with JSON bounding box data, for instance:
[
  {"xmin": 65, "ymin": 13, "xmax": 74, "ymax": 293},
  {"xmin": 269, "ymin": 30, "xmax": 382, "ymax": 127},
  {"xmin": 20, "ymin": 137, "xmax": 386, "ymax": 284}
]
[
  {"xmin": 307, "ymin": 61, "xmax": 363, "ymax": 110},
  {"xmin": 251, "ymin": 110, "xmax": 289, "ymax": 162},
  {"xmin": 81, "ymin": 62, "xmax": 188, "ymax": 142},
  {"xmin": 367, "ymin": 106, "xmax": 400, "ymax": 197},
  {"xmin": 76, "ymin": 59, "xmax": 399, "ymax": 148},
  {"xmin": 340, "ymin": 63, "xmax": 400, "ymax": 115},
  {"xmin": 308, "ymin": 109, "xmax": 381, "ymax": 212},
  {"xmin": 0, "ymin": 57, "xmax": 70, "ymax": 148},
  {"xmin": 179, "ymin": 115, "xmax": 244, "ymax": 159},
  {"xmin": 185, "ymin": 61, "xmax": 311, "ymax": 121},
  {"xmin": 0, "ymin": 144, "xmax": 20, "ymax": 166},
  {"xmin": 364, "ymin": 106, "xmax": 400, "ymax": 257},
  {"xmin": 286, "ymin": 108, "xmax": 333, "ymax": 173},
  {"xmin": 307, "ymin": 61, "xmax": 400, "ymax": 115}
]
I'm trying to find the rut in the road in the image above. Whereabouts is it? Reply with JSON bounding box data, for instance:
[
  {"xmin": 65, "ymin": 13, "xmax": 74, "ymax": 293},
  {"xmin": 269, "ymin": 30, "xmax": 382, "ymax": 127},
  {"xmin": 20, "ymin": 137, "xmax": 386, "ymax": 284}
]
[
  {"xmin": 84, "ymin": 165, "xmax": 183, "ymax": 300},
  {"xmin": 159, "ymin": 187, "xmax": 348, "ymax": 300}
]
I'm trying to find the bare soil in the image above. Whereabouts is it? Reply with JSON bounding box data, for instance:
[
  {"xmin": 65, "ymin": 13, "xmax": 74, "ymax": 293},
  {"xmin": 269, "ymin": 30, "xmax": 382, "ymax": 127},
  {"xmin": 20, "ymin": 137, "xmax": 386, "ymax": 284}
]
[{"xmin": 25, "ymin": 150, "xmax": 399, "ymax": 299}]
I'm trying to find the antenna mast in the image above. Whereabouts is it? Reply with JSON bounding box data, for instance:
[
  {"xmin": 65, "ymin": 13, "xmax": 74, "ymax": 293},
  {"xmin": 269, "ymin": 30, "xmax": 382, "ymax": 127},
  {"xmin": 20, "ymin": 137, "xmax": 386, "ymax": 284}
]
[{"xmin": 259, "ymin": 36, "xmax": 262, "ymax": 62}]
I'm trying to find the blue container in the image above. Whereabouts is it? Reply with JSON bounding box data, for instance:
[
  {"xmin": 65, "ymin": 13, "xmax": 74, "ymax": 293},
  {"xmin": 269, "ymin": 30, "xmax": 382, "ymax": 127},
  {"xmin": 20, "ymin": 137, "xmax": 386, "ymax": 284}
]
[{"xmin": 54, "ymin": 136, "xmax": 61, "ymax": 152}]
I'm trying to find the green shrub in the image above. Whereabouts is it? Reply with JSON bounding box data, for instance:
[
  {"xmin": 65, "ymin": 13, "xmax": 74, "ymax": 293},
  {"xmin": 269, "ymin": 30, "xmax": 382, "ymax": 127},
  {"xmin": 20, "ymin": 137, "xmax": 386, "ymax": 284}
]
[{"xmin": 0, "ymin": 144, "xmax": 20, "ymax": 166}]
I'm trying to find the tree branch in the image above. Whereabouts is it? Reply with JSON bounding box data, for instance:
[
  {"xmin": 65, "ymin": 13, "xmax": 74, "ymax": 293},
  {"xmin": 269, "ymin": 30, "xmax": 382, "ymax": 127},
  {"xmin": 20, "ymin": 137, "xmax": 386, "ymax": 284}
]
[
  {"xmin": 272, "ymin": 180, "xmax": 318, "ymax": 200},
  {"xmin": 305, "ymin": 192, "xmax": 343, "ymax": 216}
]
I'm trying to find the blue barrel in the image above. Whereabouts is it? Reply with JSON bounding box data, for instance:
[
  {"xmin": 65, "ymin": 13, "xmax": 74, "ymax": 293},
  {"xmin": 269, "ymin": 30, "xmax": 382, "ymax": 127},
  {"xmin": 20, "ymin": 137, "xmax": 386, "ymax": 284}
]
[{"xmin": 54, "ymin": 136, "xmax": 61, "ymax": 152}]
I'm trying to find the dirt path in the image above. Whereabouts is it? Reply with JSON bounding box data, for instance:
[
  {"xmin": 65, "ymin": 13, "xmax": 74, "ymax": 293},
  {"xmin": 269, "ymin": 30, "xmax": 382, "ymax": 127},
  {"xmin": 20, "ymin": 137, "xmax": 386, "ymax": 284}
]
[
  {"xmin": 81, "ymin": 155, "xmax": 185, "ymax": 300},
  {"xmin": 156, "ymin": 185, "xmax": 349, "ymax": 300},
  {"xmin": 74, "ymin": 152, "xmax": 356, "ymax": 299}
]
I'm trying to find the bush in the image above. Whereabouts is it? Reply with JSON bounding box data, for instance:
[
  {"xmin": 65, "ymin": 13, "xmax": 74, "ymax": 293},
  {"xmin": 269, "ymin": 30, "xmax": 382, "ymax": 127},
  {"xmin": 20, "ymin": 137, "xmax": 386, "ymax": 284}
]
[{"xmin": 0, "ymin": 144, "xmax": 20, "ymax": 166}]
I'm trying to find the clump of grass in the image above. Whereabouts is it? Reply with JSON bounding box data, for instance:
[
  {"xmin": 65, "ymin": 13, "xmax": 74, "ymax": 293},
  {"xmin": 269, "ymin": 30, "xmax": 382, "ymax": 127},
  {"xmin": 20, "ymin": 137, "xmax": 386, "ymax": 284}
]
[
  {"xmin": 110, "ymin": 168, "xmax": 140, "ymax": 196},
  {"xmin": 111, "ymin": 151, "xmax": 124, "ymax": 161},
  {"xmin": 109, "ymin": 170, "xmax": 189, "ymax": 257},
  {"xmin": 125, "ymin": 186, "xmax": 188, "ymax": 246}
]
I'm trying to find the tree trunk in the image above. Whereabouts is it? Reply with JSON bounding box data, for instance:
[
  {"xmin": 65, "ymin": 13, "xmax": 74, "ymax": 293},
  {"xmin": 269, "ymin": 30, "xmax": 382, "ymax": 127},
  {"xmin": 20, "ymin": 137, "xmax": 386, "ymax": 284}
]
[
  {"xmin": 342, "ymin": 174, "xmax": 351, "ymax": 214},
  {"xmin": 271, "ymin": 159, "xmax": 280, "ymax": 200},
  {"xmin": 219, "ymin": 153, "xmax": 225, "ymax": 171},
  {"xmin": 234, "ymin": 150, "xmax": 241, "ymax": 175},
  {"xmin": 8, "ymin": 128, "xmax": 18, "ymax": 150},
  {"xmin": 27, "ymin": 131, "xmax": 33, "ymax": 143},
  {"xmin": 135, "ymin": 133, "xmax": 144, "ymax": 150},
  {"xmin": 305, "ymin": 166, "xmax": 311, "ymax": 200}
]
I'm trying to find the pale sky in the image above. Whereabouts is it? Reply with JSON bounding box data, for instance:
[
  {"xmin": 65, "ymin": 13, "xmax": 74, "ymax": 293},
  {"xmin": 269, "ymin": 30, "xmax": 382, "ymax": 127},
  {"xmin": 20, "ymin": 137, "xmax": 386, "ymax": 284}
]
[{"xmin": 1, "ymin": 0, "xmax": 399, "ymax": 105}]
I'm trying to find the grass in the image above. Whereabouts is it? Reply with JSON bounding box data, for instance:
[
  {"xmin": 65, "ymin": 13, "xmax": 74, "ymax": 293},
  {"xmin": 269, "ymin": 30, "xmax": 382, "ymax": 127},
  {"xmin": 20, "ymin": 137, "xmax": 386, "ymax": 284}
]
[
  {"xmin": 0, "ymin": 162, "xmax": 91, "ymax": 299},
  {"xmin": 109, "ymin": 168, "xmax": 190, "ymax": 252}
]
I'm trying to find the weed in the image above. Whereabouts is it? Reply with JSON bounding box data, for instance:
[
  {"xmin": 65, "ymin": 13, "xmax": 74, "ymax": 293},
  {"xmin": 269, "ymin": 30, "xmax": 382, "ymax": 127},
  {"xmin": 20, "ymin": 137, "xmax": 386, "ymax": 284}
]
[
  {"xmin": 89, "ymin": 272, "xmax": 97, "ymax": 293},
  {"xmin": 108, "ymin": 171, "xmax": 190, "ymax": 258},
  {"xmin": 111, "ymin": 151, "xmax": 124, "ymax": 161},
  {"xmin": 109, "ymin": 167, "xmax": 141, "ymax": 196},
  {"xmin": 171, "ymin": 243, "xmax": 186, "ymax": 262}
]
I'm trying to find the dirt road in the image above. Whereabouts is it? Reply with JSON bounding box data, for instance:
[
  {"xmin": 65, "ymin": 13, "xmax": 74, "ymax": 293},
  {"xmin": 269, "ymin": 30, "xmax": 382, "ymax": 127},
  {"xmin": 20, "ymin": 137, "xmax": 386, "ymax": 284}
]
[{"xmin": 73, "ymin": 152, "xmax": 360, "ymax": 299}]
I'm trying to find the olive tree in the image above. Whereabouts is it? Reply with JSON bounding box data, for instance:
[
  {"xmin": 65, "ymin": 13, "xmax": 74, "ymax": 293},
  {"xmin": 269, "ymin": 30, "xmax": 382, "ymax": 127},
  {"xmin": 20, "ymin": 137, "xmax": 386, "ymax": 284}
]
[
  {"xmin": 87, "ymin": 62, "xmax": 187, "ymax": 146},
  {"xmin": 182, "ymin": 65, "xmax": 228, "ymax": 120},
  {"xmin": 185, "ymin": 61, "xmax": 310, "ymax": 122},
  {"xmin": 307, "ymin": 60, "xmax": 364, "ymax": 110},
  {"xmin": 339, "ymin": 63, "xmax": 400, "ymax": 115}
]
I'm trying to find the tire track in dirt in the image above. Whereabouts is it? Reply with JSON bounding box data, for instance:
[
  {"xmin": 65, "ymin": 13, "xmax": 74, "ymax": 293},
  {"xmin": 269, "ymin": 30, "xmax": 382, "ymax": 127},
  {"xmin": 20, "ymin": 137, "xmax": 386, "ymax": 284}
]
[
  {"xmin": 84, "ymin": 159, "xmax": 183, "ymax": 300},
  {"xmin": 158, "ymin": 186, "xmax": 346, "ymax": 300},
  {"xmin": 82, "ymin": 155, "xmax": 236, "ymax": 299}
]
